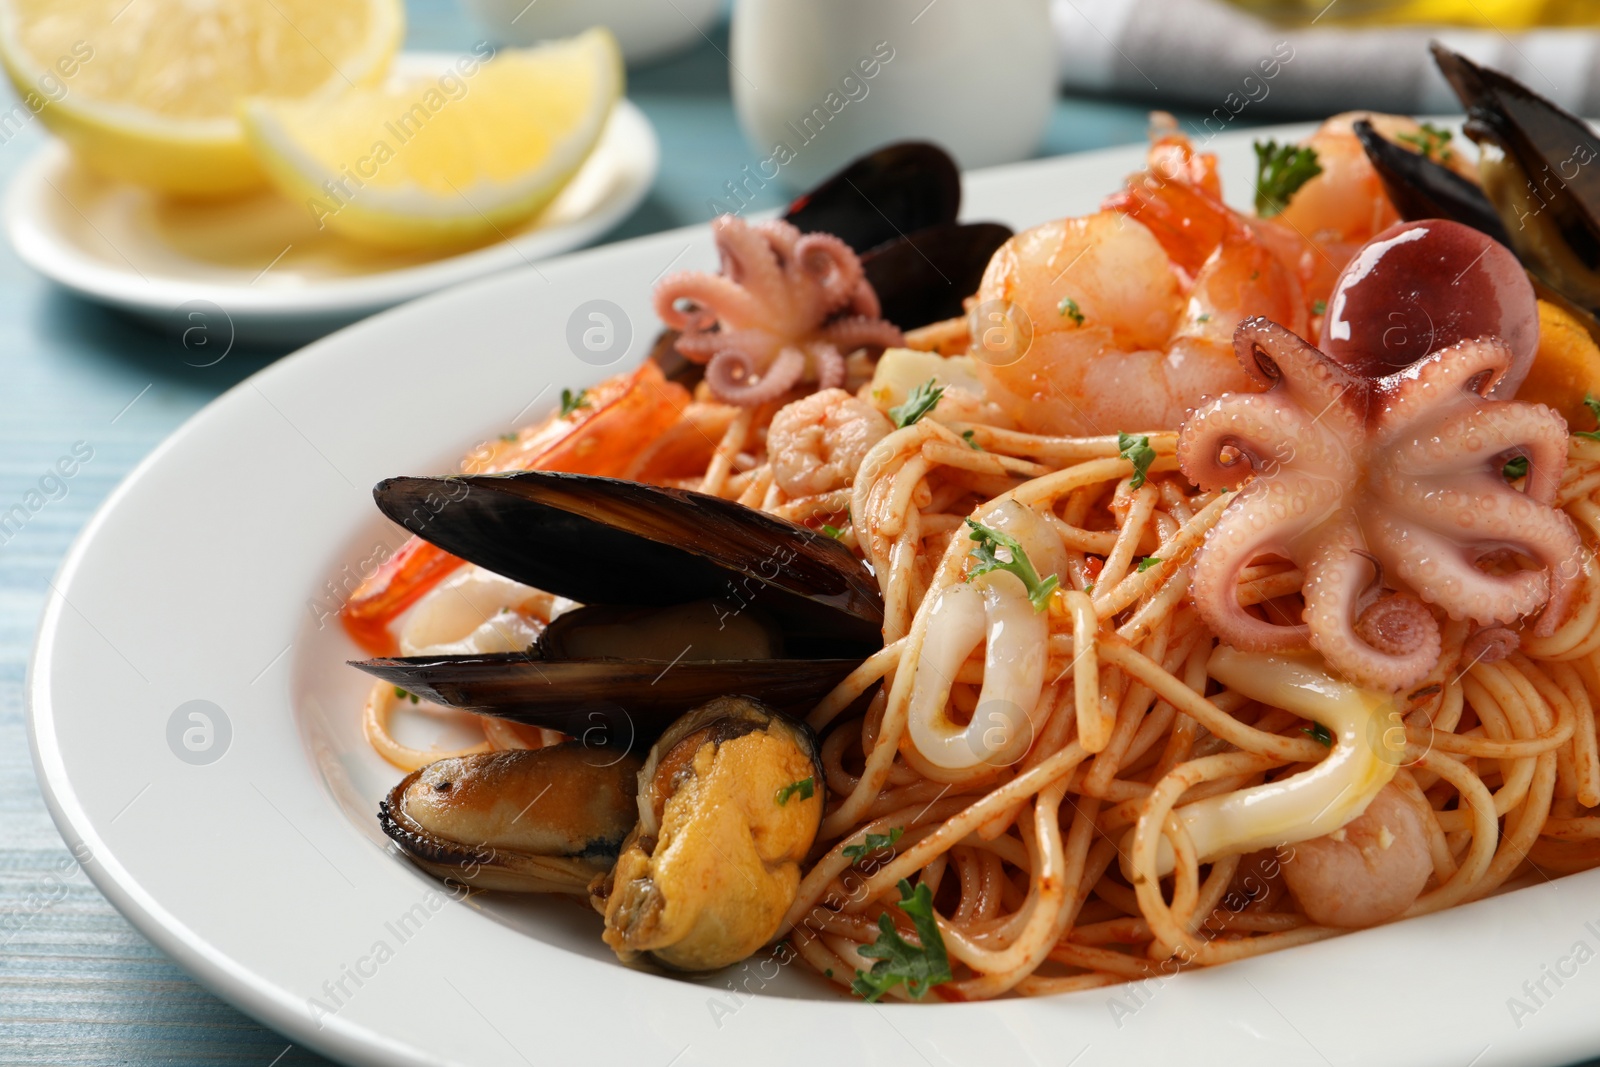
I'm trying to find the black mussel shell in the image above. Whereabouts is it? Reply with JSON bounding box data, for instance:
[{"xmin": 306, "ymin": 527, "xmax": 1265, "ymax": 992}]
[
  {"xmin": 648, "ymin": 328, "xmax": 700, "ymax": 387},
  {"xmin": 351, "ymin": 654, "xmax": 860, "ymax": 744},
  {"xmin": 862, "ymin": 221, "xmax": 1012, "ymax": 330},
  {"xmin": 783, "ymin": 142, "xmax": 960, "ymax": 254},
  {"xmin": 373, "ymin": 472, "xmax": 883, "ymax": 651},
  {"xmin": 1431, "ymin": 42, "xmax": 1600, "ymax": 311},
  {"xmin": 1352, "ymin": 118, "xmax": 1512, "ymax": 247}
]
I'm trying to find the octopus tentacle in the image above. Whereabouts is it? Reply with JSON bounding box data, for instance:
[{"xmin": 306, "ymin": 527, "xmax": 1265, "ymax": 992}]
[
  {"xmin": 1374, "ymin": 400, "xmax": 1571, "ymax": 506},
  {"xmin": 818, "ymin": 315, "xmax": 904, "ymax": 354},
  {"xmin": 1177, "ymin": 392, "xmax": 1354, "ymax": 492},
  {"xmin": 809, "ymin": 341, "xmax": 847, "ymax": 392},
  {"xmin": 1369, "ymin": 336, "xmax": 1514, "ymax": 435},
  {"xmin": 1302, "ymin": 513, "xmax": 1441, "ymax": 690},
  {"xmin": 793, "ymin": 232, "xmax": 865, "ymax": 310},
  {"xmin": 1190, "ymin": 479, "xmax": 1322, "ymax": 651},
  {"xmin": 674, "ymin": 328, "xmax": 780, "ymax": 364},
  {"xmin": 1359, "ymin": 500, "xmax": 1579, "ymax": 630},
  {"xmin": 1233, "ymin": 317, "xmax": 1368, "ymax": 433},
  {"xmin": 705, "ymin": 345, "xmax": 807, "ymax": 406},
  {"xmin": 654, "ymin": 273, "xmax": 764, "ymax": 334},
  {"xmin": 841, "ymin": 279, "xmax": 884, "ymax": 321},
  {"xmin": 713, "ymin": 216, "xmax": 789, "ymax": 311}
]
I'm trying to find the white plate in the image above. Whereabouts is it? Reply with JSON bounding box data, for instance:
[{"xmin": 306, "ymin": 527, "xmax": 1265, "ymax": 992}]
[
  {"xmin": 3, "ymin": 53, "xmax": 659, "ymax": 347},
  {"xmin": 29, "ymin": 124, "xmax": 1600, "ymax": 1067}
]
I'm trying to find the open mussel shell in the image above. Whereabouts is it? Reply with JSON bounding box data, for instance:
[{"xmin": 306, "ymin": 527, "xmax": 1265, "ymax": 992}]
[
  {"xmin": 783, "ymin": 141, "xmax": 961, "ymax": 253},
  {"xmin": 370, "ymin": 471, "xmax": 882, "ymax": 649},
  {"xmin": 1352, "ymin": 118, "xmax": 1512, "ymax": 247},
  {"xmin": 862, "ymin": 221, "xmax": 1014, "ymax": 329},
  {"xmin": 1430, "ymin": 43, "xmax": 1600, "ymax": 312},
  {"xmin": 351, "ymin": 654, "xmax": 861, "ymax": 743}
]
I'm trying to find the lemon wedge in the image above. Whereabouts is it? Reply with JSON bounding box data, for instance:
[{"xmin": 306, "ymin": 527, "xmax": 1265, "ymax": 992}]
[
  {"xmin": 242, "ymin": 29, "xmax": 624, "ymax": 250},
  {"xmin": 0, "ymin": 0, "xmax": 403, "ymax": 196}
]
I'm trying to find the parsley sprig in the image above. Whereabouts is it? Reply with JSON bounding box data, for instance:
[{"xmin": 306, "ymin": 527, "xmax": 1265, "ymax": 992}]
[
  {"xmin": 851, "ymin": 879, "xmax": 952, "ymax": 1002},
  {"xmin": 1394, "ymin": 121, "xmax": 1454, "ymax": 162},
  {"xmin": 1503, "ymin": 455, "xmax": 1529, "ymax": 481},
  {"xmin": 560, "ymin": 388, "xmax": 590, "ymax": 417},
  {"xmin": 1303, "ymin": 722, "xmax": 1334, "ymax": 747},
  {"xmin": 776, "ymin": 777, "xmax": 814, "ymax": 805},
  {"xmin": 889, "ymin": 379, "xmax": 944, "ymax": 428},
  {"xmin": 1577, "ymin": 395, "xmax": 1600, "ymax": 441},
  {"xmin": 842, "ymin": 827, "xmax": 903, "ymax": 862},
  {"xmin": 1253, "ymin": 140, "xmax": 1322, "ymax": 218},
  {"xmin": 965, "ymin": 518, "xmax": 1060, "ymax": 612},
  {"xmin": 1118, "ymin": 431, "xmax": 1156, "ymax": 490}
]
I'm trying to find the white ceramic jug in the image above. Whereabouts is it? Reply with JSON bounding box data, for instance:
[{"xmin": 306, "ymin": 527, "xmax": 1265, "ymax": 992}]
[{"xmin": 729, "ymin": 0, "xmax": 1056, "ymax": 189}]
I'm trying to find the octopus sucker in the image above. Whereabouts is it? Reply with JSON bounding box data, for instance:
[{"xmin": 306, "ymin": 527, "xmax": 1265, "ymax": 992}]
[
  {"xmin": 1179, "ymin": 223, "xmax": 1582, "ymax": 690},
  {"xmin": 653, "ymin": 216, "xmax": 903, "ymax": 406}
]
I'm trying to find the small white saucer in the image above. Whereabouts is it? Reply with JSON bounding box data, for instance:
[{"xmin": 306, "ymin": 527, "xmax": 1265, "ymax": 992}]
[{"xmin": 3, "ymin": 55, "xmax": 659, "ymax": 346}]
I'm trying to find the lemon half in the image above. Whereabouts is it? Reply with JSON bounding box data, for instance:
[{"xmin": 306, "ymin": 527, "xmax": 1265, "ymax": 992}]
[
  {"xmin": 0, "ymin": 0, "xmax": 403, "ymax": 196},
  {"xmin": 242, "ymin": 29, "xmax": 624, "ymax": 250}
]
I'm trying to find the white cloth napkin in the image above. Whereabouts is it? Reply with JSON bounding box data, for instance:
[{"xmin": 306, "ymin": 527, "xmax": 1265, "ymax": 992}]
[{"xmin": 1053, "ymin": 0, "xmax": 1600, "ymax": 116}]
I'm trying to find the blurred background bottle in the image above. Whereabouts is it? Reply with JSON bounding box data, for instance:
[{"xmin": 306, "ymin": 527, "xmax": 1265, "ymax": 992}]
[{"xmin": 1223, "ymin": 0, "xmax": 1600, "ymax": 25}]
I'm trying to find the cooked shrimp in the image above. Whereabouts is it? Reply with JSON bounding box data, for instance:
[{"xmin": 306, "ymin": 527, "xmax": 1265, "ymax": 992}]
[
  {"xmin": 1263, "ymin": 112, "xmax": 1487, "ymax": 312},
  {"xmin": 971, "ymin": 210, "xmax": 1302, "ymax": 435},
  {"xmin": 1277, "ymin": 112, "xmax": 1475, "ymax": 249},
  {"xmin": 767, "ymin": 387, "xmax": 893, "ymax": 497},
  {"xmin": 1279, "ymin": 782, "xmax": 1432, "ymax": 929}
]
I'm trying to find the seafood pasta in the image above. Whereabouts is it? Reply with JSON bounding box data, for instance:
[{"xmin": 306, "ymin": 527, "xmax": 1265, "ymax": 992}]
[{"xmin": 345, "ymin": 46, "xmax": 1600, "ymax": 1001}]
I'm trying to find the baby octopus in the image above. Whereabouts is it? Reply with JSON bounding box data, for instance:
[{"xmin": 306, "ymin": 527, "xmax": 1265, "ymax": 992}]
[
  {"xmin": 653, "ymin": 216, "xmax": 904, "ymax": 406},
  {"xmin": 1178, "ymin": 221, "xmax": 1583, "ymax": 691}
]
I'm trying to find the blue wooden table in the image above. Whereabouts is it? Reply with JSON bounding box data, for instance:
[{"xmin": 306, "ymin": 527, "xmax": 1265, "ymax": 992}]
[{"xmin": 0, "ymin": 3, "xmax": 1580, "ymax": 1065}]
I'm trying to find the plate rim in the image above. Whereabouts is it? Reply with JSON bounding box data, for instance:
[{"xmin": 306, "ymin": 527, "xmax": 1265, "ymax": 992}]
[{"xmin": 28, "ymin": 120, "xmax": 1600, "ymax": 1067}]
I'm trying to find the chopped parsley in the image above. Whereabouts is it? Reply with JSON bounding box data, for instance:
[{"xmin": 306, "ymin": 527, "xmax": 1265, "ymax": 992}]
[
  {"xmin": 851, "ymin": 879, "xmax": 952, "ymax": 1002},
  {"xmin": 559, "ymin": 388, "xmax": 590, "ymax": 417},
  {"xmin": 821, "ymin": 524, "xmax": 845, "ymax": 539},
  {"xmin": 1313, "ymin": 299, "xmax": 1327, "ymax": 316},
  {"xmin": 1196, "ymin": 313, "xmax": 1212, "ymax": 323},
  {"xmin": 1579, "ymin": 395, "xmax": 1600, "ymax": 441},
  {"xmin": 499, "ymin": 432, "xmax": 519, "ymax": 442},
  {"xmin": 1117, "ymin": 431, "xmax": 1157, "ymax": 490},
  {"xmin": 1136, "ymin": 555, "xmax": 1163, "ymax": 573},
  {"xmin": 962, "ymin": 429, "xmax": 983, "ymax": 451},
  {"xmin": 889, "ymin": 379, "xmax": 944, "ymax": 428},
  {"xmin": 1303, "ymin": 722, "xmax": 1334, "ymax": 747},
  {"xmin": 776, "ymin": 777, "xmax": 815, "ymax": 805},
  {"xmin": 966, "ymin": 518, "xmax": 1061, "ymax": 612},
  {"xmin": 1395, "ymin": 121, "xmax": 1454, "ymax": 162},
  {"xmin": 1253, "ymin": 140, "xmax": 1322, "ymax": 218},
  {"xmin": 842, "ymin": 827, "xmax": 904, "ymax": 862},
  {"xmin": 1058, "ymin": 297, "xmax": 1085, "ymax": 326},
  {"xmin": 1503, "ymin": 455, "xmax": 1529, "ymax": 481},
  {"xmin": 393, "ymin": 686, "xmax": 419, "ymax": 704}
]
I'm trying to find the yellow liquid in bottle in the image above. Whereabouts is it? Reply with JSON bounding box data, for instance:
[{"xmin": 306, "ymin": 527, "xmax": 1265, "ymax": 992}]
[{"xmin": 1224, "ymin": 0, "xmax": 1600, "ymax": 27}]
